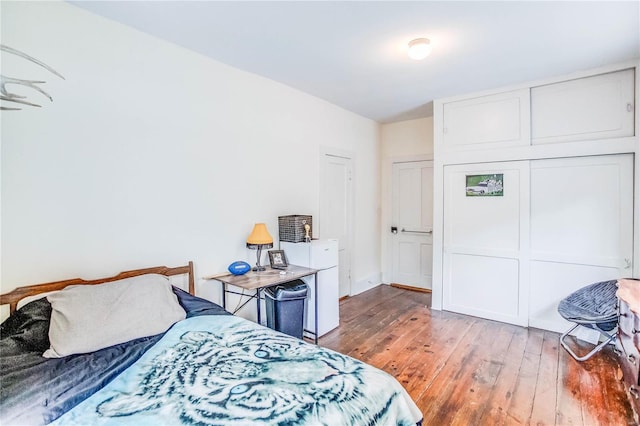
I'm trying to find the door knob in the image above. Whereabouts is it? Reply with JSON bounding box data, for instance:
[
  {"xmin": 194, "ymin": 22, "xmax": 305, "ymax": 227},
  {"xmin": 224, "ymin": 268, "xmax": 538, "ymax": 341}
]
[{"xmin": 391, "ymin": 226, "xmax": 398, "ymax": 234}]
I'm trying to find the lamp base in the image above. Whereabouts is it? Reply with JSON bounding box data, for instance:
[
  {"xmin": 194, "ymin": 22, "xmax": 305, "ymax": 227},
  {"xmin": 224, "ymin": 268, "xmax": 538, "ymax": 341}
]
[{"xmin": 253, "ymin": 246, "xmax": 267, "ymax": 272}]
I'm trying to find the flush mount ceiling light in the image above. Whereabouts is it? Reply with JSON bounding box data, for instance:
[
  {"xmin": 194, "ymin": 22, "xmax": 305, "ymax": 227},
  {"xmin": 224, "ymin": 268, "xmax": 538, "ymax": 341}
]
[{"xmin": 408, "ymin": 38, "xmax": 432, "ymax": 60}]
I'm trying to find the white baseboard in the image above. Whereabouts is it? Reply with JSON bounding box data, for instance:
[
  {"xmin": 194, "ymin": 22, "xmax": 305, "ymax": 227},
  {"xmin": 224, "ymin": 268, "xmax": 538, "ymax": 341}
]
[{"xmin": 351, "ymin": 272, "xmax": 382, "ymax": 296}]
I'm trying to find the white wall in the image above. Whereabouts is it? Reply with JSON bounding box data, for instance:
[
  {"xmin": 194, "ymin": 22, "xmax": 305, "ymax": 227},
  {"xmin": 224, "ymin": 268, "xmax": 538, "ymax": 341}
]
[
  {"xmin": 381, "ymin": 118, "xmax": 433, "ymax": 159},
  {"xmin": 0, "ymin": 1, "xmax": 381, "ymax": 319},
  {"xmin": 379, "ymin": 117, "xmax": 433, "ymax": 283}
]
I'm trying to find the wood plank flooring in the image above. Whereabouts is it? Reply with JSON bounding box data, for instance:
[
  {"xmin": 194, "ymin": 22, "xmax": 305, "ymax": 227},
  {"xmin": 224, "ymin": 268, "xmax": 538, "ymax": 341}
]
[{"xmin": 318, "ymin": 285, "xmax": 636, "ymax": 425}]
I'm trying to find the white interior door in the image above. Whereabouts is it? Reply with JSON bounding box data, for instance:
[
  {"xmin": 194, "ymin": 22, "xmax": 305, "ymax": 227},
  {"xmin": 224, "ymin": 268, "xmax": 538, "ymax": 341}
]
[
  {"xmin": 320, "ymin": 154, "xmax": 353, "ymax": 297},
  {"xmin": 391, "ymin": 160, "xmax": 433, "ymax": 290},
  {"xmin": 528, "ymin": 154, "xmax": 634, "ymax": 332}
]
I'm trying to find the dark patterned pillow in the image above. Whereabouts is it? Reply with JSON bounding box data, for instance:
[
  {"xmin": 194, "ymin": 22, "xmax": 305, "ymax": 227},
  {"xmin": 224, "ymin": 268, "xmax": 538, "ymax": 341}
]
[
  {"xmin": 0, "ymin": 298, "xmax": 52, "ymax": 353},
  {"xmin": 172, "ymin": 287, "xmax": 230, "ymax": 318}
]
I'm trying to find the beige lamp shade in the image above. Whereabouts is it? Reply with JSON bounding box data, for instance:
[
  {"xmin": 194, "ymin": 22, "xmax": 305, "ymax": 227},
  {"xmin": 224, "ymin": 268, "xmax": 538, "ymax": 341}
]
[
  {"xmin": 246, "ymin": 223, "xmax": 273, "ymax": 247},
  {"xmin": 246, "ymin": 223, "xmax": 273, "ymax": 271}
]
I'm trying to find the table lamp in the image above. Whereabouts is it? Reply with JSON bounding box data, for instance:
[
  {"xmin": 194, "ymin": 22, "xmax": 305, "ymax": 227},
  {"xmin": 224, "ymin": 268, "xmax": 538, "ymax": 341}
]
[{"xmin": 246, "ymin": 223, "xmax": 273, "ymax": 271}]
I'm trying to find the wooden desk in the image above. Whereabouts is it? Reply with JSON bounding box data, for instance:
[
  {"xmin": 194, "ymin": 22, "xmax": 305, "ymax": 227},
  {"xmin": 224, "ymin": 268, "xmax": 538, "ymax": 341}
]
[{"xmin": 204, "ymin": 265, "xmax": 320, "ymax": 343}]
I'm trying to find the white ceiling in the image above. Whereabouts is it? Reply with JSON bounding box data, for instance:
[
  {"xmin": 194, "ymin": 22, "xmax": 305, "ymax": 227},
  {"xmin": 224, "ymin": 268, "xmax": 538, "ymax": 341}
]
[{"xmin": 70, "ymin": 1, "xmax": 639, "ymax": 123}]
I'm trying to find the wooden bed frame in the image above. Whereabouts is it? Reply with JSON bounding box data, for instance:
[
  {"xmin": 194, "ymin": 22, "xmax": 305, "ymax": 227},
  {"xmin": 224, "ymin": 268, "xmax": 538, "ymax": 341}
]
[{"xmin": 0, "ymin": 261, "xmax": 195, "ymax": 315}]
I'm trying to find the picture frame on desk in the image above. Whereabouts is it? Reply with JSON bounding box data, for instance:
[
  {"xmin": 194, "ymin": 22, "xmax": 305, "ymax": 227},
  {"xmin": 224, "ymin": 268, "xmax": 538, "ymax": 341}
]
[{"xmin": 268, "ymin": 250, "xmax": 288, "ymax": 269}]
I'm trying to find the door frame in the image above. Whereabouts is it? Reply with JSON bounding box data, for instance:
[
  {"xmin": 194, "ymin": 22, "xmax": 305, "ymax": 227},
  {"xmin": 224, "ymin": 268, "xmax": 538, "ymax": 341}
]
[
  {"xmin": 383, "ymin": 154, "xmax": 433, "ymax": 285},
  {"xmin": 319, "ymin": 147, "xmax": 355, "ymax": 297}
]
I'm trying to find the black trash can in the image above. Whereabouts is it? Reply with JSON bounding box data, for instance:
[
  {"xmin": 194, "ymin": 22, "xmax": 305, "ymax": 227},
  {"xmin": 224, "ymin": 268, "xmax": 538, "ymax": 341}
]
[{"xmin": 265, "ymin": 280, "xmax": 308, "ymax": 339}]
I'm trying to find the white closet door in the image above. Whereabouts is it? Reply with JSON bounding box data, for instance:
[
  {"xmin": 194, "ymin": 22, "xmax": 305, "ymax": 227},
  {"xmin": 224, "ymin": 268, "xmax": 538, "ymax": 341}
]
[
  {"xmin": 529, "ymin": 154, "xmax": 634, "ymax": 332},
  {"xmin": 443, "ymin": 161, "xmax": 529, "ymax": 326}
]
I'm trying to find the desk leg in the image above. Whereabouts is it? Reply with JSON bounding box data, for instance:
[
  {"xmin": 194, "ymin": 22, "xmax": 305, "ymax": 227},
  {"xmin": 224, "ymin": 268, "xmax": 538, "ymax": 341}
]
[
  {"xmin": 256, "ymin": 288, "xmax": 261, "ymax": 326},
  {"xmin": 222, "ymin": 282, "xmax": 227, "ymax": 311},
  {"xmin": 314, "ymin": 271, "xmax": 318, "ymax": 345}
]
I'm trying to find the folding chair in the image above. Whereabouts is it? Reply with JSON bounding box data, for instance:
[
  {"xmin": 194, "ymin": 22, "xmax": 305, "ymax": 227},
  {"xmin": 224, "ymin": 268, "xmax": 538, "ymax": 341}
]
[{"xmin": 557, "ymin": 279, "xmax": 618, "ymax": 361}]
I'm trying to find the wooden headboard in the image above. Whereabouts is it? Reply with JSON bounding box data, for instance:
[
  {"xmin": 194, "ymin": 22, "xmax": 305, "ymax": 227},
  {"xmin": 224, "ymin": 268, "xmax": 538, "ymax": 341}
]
[{"xmin": 0, "ymin": 261, "xmax": 195, "ymax": 315}]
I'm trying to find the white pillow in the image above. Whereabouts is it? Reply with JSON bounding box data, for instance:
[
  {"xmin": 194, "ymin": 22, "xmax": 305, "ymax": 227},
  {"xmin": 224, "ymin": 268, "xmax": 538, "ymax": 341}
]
[{"xmin": 44, "ymin": 273, "xmax": 186, "ymax": 358}]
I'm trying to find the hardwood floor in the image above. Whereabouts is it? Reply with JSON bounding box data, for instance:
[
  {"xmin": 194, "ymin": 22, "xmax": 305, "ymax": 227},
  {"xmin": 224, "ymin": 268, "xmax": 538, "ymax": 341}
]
[{"xmin": 318, "ymin": 285, "xmax": 636, "ymax": 425}]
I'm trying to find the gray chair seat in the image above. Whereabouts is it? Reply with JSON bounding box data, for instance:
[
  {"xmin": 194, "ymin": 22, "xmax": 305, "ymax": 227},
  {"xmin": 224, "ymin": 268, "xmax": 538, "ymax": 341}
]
[{"xmin": 557, "ymin": 279, "xmax": 618, "ymax": 361}]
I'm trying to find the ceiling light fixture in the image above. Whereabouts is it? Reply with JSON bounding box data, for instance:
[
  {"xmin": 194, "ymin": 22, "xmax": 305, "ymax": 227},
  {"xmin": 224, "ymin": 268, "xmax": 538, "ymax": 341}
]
[{"xmin": 408, "ymin": 38, "xmax": 432, "ymax": 60}]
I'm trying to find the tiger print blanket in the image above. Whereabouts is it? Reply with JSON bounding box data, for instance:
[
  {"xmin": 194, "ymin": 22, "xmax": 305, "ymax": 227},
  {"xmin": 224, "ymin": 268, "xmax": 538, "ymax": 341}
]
[{"xmin": 51, "ymin": 315, "xmax": 422, "ymax": 425}]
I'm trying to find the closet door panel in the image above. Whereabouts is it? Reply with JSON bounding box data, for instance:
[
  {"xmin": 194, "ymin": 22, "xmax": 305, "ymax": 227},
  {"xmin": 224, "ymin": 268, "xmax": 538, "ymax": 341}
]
[
  {"xmin": 445, "ymin": 254, "xmax": 520, "ymax": 320},
  {"xmin": 531, "ymin": 69, "xmax": 635, "ymax": 145},
  {"xmin": 445, "ymin": 170, "xmax": 520, "ymax": 254}
]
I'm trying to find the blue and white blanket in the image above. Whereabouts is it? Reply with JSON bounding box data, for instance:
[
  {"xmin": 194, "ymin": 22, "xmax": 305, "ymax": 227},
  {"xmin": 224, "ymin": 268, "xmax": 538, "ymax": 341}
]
[{"xmin": 52, "ymin": 315, "xmax": 422, "ymax": 425}]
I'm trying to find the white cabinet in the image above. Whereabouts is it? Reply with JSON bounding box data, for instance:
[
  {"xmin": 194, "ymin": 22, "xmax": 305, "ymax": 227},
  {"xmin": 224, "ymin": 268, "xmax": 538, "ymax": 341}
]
[
  {"xmin": 442, "ymin": 89, "xmax": 530, "ymax": 152},
  {"xmin": 441, "ymin": 69, "xmax": 635, "ymax": 152},
  {"xmin": 531, "ymin": 69, "xmax": 635, "ymax": 145}
]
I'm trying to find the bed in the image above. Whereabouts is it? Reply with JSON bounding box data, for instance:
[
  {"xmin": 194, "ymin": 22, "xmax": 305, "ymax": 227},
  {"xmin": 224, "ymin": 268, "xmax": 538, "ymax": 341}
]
[{"xmin": 0, "ymin": 262, "xmax": 422, "ymax": 425}]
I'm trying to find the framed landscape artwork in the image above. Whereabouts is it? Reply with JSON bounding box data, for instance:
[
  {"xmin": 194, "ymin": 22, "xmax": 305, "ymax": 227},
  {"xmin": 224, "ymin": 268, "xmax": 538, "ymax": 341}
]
[{"xmin": 465, "ymin": 174, "xmax": 504, "ymax": 197}]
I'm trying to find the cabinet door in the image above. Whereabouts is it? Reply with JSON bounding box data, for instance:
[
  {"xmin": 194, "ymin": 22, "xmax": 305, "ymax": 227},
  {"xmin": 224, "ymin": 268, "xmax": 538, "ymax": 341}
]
[
  {"xmin": 442, "ymin": 89, "xmax": 530, "ymax": 152},
  {"xmin": 531, "ymin": 69, "xmax": 635, "ymax": 145}
]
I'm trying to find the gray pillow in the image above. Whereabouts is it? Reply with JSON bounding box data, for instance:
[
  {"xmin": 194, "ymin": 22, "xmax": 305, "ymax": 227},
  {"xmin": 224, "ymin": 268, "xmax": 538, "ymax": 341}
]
[{"xmin": 44, "ymin": 274, "xmax": 186, "ymax": 358}]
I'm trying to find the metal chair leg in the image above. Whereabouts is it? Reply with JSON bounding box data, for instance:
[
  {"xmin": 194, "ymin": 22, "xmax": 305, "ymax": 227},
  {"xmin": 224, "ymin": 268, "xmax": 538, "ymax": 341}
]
[{"xmin": 559, "ymin": 324, "xmax": 617, "ymax": 362}]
